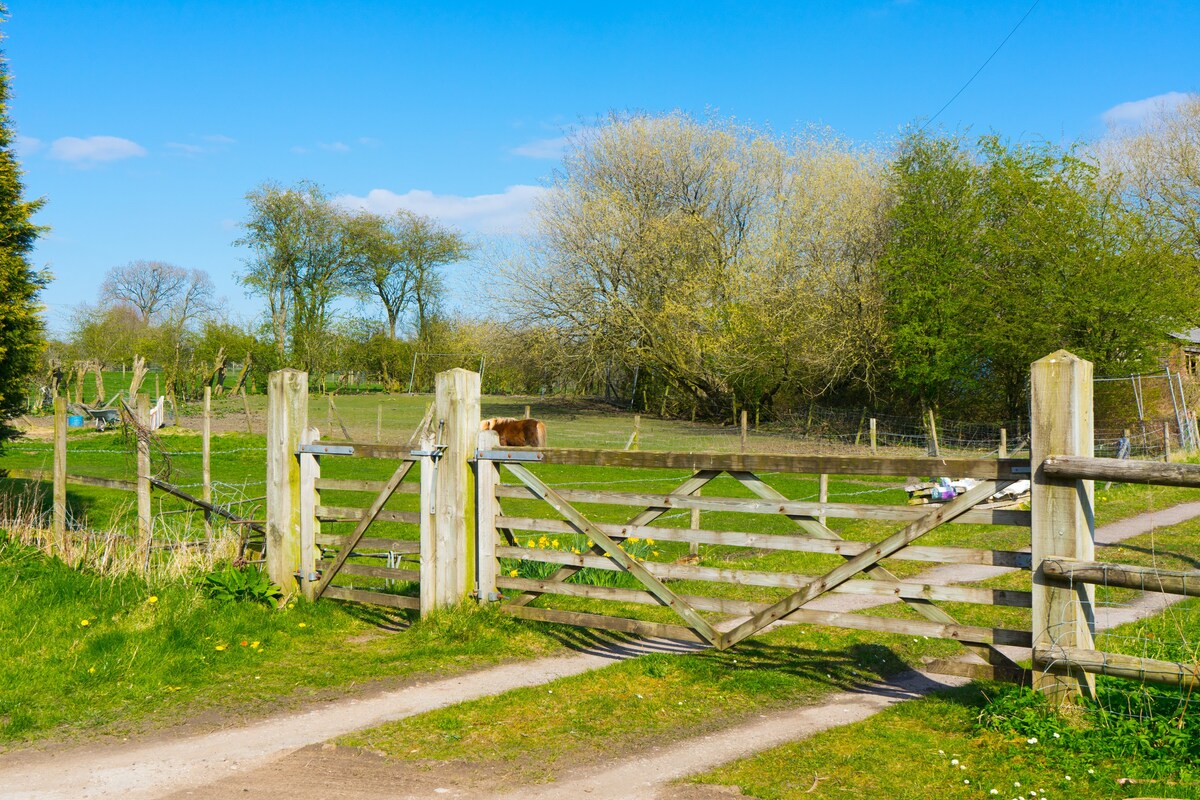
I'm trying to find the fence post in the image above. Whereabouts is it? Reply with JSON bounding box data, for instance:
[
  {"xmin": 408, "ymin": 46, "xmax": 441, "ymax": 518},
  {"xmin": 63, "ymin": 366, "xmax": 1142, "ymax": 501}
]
[
  {"xmin": 999, "ymin": 427, "xmax": 1007, "ymax": 459},
  {"xmin": 740, "ymin": 410, "xmax": 748, "ymax": 453},
  {"xmin": 136, "ymin": 393, "xmax": 152, "ymax": 543},
  {"xmin": 818, "ymin": 473, "xmax": 828, "ymax": 528},
  {"xmin": 375, "ymin": 402, "xmax": 383, "ymax": 443},
  {"xmin": 52, "ymin": 396, "xmax": 67, "ymax": 554},
  {"xmin": 297, "ymin": 427, "xmax": 320, "ymax": 601},
  {"xmin": 475, "ymin": 430, "xmax": 500, "ymax": 603},
  {"xmin": 869, "ymin": 417, "xmax": 877, "ymax": 454},
  {"xmin": 418, "ymin": 431, "xmax": 437, "ymax": 615},
  {"xmin": 202, "ymin": 386, "xmax": 212, "ymax": 544},
  {"xmin": 433, "ymin": 368, "xmax": 481, "ymax": 607},
  {"xmin": 266, "ymin": 369, "xmax": 308, "ymax": 595},
  {"xmin": 1030, "ymin": 350, "xmax": 1096, "ymax": 703}
]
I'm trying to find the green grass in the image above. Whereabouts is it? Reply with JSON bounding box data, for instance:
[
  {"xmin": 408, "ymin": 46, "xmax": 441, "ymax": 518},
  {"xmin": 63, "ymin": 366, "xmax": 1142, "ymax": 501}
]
[
  {"xmin": 687, "ymin": 679, "xmax": 1200, "ymax": 799},
  {"xmin": 338, "ymin": 623, "xmax": 933, "ymax": 784},
  {"xmin": 0, "ymin": 539, "xmax": 560, "ymax": 746}
]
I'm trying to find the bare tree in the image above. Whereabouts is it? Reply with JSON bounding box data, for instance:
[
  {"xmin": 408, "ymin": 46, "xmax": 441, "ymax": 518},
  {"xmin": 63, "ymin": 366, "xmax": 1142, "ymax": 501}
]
[{"xmin": 101, "ymin": 260, "xmax": 189, "ymax": 323}]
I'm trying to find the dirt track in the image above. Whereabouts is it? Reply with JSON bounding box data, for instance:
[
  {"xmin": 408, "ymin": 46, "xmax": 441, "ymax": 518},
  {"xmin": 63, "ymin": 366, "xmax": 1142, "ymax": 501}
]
[{"xmin": 1, "ymin": 503, "xmax": 1194, "ymax": 800}]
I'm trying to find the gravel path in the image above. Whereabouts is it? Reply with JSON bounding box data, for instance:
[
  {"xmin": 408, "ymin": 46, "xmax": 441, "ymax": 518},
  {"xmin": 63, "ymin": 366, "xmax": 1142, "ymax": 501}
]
[{"xmin": 2, "ymin": 502, "xmax": 1195, "ymax": 800}]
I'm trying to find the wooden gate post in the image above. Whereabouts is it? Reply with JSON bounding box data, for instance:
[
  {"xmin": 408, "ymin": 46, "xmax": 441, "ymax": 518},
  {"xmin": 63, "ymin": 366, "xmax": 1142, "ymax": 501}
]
[
  {"xmin": 52, "ymin": 396, "xmax": 67, "ymax": 554},
  {"xmin": 266, "ymin": 369, "xmax": 308, "ymax": 594},
  {"xmin": 474, "ymin": 430, "xmax": 501, "ymax": 603},
  {"xmin": 297, "ymin": 427, "xmax": 321, "ymax": 601},
  {"xmin": 1030, "ymin": 350, "xmax": 1096, "ymax": 702},
  {"xmin": 136, "ymin": 393, "xmax": 152, "ymax": 543},
  {"xmin": 426, "ymin": 368, "xmax": 481, "ymax": 610}
]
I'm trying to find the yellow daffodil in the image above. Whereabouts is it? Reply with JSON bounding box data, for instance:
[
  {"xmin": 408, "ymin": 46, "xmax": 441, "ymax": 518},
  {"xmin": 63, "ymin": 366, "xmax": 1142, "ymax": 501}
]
[{"xmin": 509, "ymin": 569, "xmax": 519, "ymax": 577}]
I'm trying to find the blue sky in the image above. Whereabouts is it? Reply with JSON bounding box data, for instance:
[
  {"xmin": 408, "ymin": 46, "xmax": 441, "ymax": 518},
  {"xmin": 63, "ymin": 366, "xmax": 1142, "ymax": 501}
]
[{"xmin": 8, "ymin": 0, "xmax": 1199, "ymax": 334}]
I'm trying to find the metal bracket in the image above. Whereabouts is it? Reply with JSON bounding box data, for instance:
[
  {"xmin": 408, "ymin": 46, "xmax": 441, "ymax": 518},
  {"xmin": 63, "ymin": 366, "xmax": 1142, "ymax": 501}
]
[
  {"xmin": 1010, "ymin": 466, "xmax": 1032, "ymax": 475},
  {"xmin": 298, "ymin": 443, "xmax": 355, "ymax": 456},
  {"xmin": 476, "ymin": 449, "xmax": 545, "ymax": 462},
  {"xmin": 410, "ymin": 444, "xmax": 448, "ymax": 461}
]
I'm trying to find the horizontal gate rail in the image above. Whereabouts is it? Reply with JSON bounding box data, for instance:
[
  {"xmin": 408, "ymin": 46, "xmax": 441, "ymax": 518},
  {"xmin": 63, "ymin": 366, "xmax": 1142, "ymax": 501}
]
[
  {"xmin": 493, "ymin": 484, "xmax": 1030, "ymax": 527},
  {"xmin": 1035, "ymin": 646, "xmax": 1199, "ymax": 690},
  {"xmin": 479, "ymin": 448, "xmax": 1030, "ymax": 479},
  {"xmin": 316, "ymin": 506, "xmax": 421, "ymax": 525},
  {"xmin": 315, "ymin": 535, "xmax": 419, "ymax": 553},
  {"xmin": 1042, "ymin": 455, "xmax": 1200, "ymax": 488},
  {"xmin": 323, "ymin": 586, "xmax": 420, "ymax": 611},
  {"xmin": 497, "ymin": 547, "xmax": 1031, "ymax": 606},
  {"xmin": 314, "ymin": 478, "xmax": 422, "ymax": 495},
  {"xmin": 1042, "ymin": 557, "xmax": 1200, "ymax": 598}
]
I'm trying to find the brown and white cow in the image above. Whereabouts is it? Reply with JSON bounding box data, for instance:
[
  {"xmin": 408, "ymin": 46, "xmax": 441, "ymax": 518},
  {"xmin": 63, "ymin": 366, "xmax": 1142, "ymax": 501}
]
[{"xmin": 481, "ymin": 417, "xmax": 547, "ymax": 447}]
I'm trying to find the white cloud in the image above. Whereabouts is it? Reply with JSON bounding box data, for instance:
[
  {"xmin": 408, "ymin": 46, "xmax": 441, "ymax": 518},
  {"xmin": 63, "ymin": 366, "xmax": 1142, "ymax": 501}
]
[
  {"xmin": 48, "ymin": 135, "xmax": 147, "ymax": 165},
  {"xmin": 511, "ymin": 135, "xmax": 570, "ymax": 159},
  {"xmin": 1101, "ymin": 91, "xmax": 1190, "ymax": 129},
  {"xmin": 166, "ymin": 142, "xmax": 206, "ymax": 156},
  {"xmin": 319, "ymin": 141, "xmax": 351, "ymax": 153},
  {"xmin": 336, "ymin": 185, "xmax": 548, "ymax": 234},
  {"xmin": 204, "ymin": 134, "xmax": 236, "ymax": 145},
  {"xmin": 15, "ymin": 135, "xmax": 42, "ymax": 157}
]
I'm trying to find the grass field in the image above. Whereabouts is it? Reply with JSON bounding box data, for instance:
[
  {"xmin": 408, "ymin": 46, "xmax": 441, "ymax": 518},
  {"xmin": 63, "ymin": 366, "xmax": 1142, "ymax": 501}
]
[{"xmin": 3, "ymin": 393, "xmax": 1198, "ymax": 786}]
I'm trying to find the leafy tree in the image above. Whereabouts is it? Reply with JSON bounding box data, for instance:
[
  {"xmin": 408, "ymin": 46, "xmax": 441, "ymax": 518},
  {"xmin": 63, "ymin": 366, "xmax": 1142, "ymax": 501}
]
[
  {"xmin": 235, "ymin": 182, "xmax": 355, "ymax": 370},
  {"xmin": 0, "ymin": 23, "xmax": 48, "ymax": 444},
  {"xmin": 346, "ymin": 210, "xmax": 469, "ymax": 341}
]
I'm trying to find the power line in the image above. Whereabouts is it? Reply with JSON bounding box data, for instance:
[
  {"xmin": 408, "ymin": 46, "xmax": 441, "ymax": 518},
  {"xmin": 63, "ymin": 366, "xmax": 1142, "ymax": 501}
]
[{"xmin": 922, "ymin": 0, "xmax": 1042, "ymax": 131}]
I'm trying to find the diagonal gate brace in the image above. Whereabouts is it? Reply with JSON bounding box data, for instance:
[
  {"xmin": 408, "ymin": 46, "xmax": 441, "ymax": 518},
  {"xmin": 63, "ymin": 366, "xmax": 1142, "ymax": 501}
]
[
  {"xmin": 313, "ymin": 460, "xmax": 416, "ymax": 600},
  {"xmin": 502, "ymin": 462, "xmax": 722, "ymax": 646},
  {"xmin": 718, "ymin": 478, "xmax": 1012, "ymax": 650},
  {"xmin": 728, "ymin": 470, "xmax": 1023, "ymax": 671}
]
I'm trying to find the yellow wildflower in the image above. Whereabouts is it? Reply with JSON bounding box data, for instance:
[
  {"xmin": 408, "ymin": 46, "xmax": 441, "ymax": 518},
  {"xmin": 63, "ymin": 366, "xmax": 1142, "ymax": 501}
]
[
  {"xmin": 215, "ymin": 644, "xmax": 226, "ymax": 651},
  {"xmin": 572, "ymin": 548, "xmax": 580, "ymax": 555},
  {"xmin": 552, "ymin": 539, "xmax": 560, "ymax": 548},
  {"xmin": 586, "ymin": 539, "xmax": 594, "ymax": 548},
  {"xmin": 250, "ymin": 641, "xmax": 260, "ymax": 648},
  {"xmin": 147, "ymin": 595, "xmax": 158, "ymax": 604},
  {"xmin": 646, "ymin": 538, "xmax": 655, "ymax": 546},
  {"xmin": 652, "ymin": 551, "xmax": 660, "ymax": 557},
  {"xmin": 509, "ymin": 569, "xmax": 519, "ymax": 577},
  {"xmin": 527, "ymin": 539, "xmax": 535, "ymax": 547},
  {"xmin": 298, "ymin": 622, "xmax": 307, "ymax": 628},
  {"xmin": 87, "ymin": 666, "xmax": 95, "ymax": 674},
  {"xmin": 80, "ymin": 619, "xmax": 90, "ymax": 627}
]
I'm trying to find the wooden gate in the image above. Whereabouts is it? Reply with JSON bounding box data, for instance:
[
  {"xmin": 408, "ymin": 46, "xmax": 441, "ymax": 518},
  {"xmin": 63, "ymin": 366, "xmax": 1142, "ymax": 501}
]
[{"xmin": 475, "ymin": 438, "xmax": 1033, "ymax": 680}]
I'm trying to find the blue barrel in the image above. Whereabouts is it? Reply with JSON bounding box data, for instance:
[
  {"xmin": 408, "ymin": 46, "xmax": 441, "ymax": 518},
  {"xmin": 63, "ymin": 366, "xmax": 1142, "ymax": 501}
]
[{"xmin": 67, "ymin": 415, "xmax": 84, "ymax": 428}]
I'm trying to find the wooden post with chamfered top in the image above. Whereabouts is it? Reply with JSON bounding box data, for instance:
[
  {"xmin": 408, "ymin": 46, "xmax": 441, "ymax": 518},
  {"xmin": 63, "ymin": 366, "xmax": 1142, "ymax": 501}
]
[
  {"xmin": 1030, "ymin": 350, "xmax": 1097, "ymax": 703},
  {"xmin": 266, "ymin": 369, "xmax": 308, "ymax": 595}
]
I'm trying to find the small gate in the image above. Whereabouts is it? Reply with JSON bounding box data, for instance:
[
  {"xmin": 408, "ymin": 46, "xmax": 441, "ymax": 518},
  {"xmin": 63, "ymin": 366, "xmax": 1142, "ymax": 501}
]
[{"xmin": 475, "ymin": 439, "xmax": 1033, "ymax": 680}]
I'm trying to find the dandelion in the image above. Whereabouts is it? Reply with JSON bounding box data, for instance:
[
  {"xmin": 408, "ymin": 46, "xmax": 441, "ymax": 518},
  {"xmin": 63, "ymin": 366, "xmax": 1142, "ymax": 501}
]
[
  {"xmin": 215, "ymin": 644, "xmax": 226, "ymax": 651},
  {"xmin": 251, "ymin": 641, "xmax": 260, "ymax": 648},
  {"xmin": 88, "ymin": 667, "xmax": 96, "ymax": 674},
  {"xmin": 147, "ymin": 595, "xmax": 158, "ymax": 604},
  {"xmin": 288, "ymin": 603, "xmax": 295, "ymax": 609},
  {"xmin": 80, "ymin": 619, "xmax": 90, "ymax": 627},
  {"xmin": 298, "ymin": 622, "xmax": 307, "ymax": 628},
  {"xmin": 509, "ymin": 569, "xmax": 519, "ymax": 577}
]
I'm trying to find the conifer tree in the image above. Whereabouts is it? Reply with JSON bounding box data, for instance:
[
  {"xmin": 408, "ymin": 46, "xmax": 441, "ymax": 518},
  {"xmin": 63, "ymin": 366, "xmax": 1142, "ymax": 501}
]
[{"xmin": 0, "ymin": 12, "xmax": 48, "ymax": 446}]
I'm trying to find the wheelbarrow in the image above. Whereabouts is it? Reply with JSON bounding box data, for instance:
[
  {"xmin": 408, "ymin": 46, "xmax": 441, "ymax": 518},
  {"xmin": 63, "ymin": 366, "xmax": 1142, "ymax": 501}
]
[{"xmin": 86, "ymin": 407, "xmax": 121, "ymax": 432}]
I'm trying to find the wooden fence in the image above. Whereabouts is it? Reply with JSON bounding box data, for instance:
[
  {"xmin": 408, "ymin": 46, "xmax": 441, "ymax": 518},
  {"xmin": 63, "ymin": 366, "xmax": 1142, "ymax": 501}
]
[{"xmin": 264, "ymin": 351, "xmax": 1199, "ymax": 703}]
